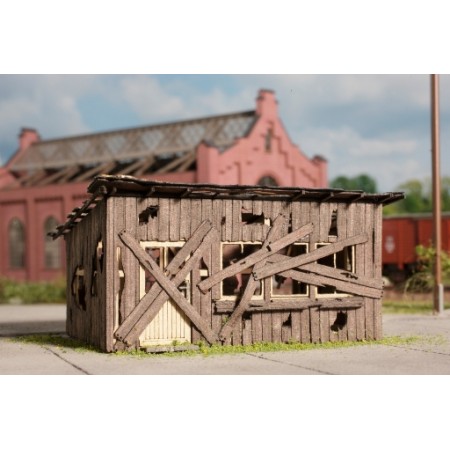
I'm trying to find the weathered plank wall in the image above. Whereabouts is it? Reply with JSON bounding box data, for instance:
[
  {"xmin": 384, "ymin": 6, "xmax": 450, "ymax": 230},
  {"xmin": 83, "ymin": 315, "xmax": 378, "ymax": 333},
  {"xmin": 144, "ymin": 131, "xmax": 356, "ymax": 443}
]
[
  {"xmin": 65, "ymin": 199, "xmax": 107, "ymax": 350},
  {"xmin": 67, "ymin": 195, "xmax": 383, "ymax": 351}
]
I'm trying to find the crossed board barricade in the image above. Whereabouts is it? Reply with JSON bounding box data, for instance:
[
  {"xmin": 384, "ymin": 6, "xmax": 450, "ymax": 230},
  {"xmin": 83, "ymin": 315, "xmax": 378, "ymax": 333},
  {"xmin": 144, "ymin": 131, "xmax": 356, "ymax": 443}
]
[{"xmin": 114, "ymin": 214, "xmax": 383, "ymax": 347}]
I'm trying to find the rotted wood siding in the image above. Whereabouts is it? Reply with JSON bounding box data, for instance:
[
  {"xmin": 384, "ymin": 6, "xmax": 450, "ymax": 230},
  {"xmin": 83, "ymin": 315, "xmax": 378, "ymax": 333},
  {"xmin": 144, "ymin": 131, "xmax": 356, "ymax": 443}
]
[
  {"xmin": 60, "ymin": 176, "xmax": 398, "ymax": 352},
  {"xmin": 65, "ymin": 199, "xmax": 107, "ymax": 350}
]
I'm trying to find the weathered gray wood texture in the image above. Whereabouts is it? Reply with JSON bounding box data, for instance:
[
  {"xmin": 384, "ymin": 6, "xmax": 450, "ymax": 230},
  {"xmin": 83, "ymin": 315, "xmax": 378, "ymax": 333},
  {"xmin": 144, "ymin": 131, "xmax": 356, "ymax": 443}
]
[{"xmin": 65, "ymin": 195, "xmax": 384, "ymax": 352}]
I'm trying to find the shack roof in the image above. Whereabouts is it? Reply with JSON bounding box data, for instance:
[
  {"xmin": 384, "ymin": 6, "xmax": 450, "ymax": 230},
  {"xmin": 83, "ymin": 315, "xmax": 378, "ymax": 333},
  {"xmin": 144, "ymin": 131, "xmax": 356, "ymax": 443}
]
[{"xmin": 50, "ymin": 174, "xmax": 405, "ymax": 239}]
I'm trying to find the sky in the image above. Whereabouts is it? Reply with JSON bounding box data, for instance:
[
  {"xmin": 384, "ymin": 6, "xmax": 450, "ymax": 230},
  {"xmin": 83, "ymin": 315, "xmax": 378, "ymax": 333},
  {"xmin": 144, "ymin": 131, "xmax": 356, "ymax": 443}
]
[{"xmin": 0, "ymin": 74, "xmax": 449, "ymax": 193}]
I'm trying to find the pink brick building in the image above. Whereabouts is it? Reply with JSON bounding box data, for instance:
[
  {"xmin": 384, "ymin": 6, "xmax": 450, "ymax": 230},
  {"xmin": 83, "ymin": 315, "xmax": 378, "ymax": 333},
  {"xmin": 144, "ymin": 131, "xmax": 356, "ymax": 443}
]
[{"xmin": 0, "ymin": 89, "xmax": 327, "ymax": 282}]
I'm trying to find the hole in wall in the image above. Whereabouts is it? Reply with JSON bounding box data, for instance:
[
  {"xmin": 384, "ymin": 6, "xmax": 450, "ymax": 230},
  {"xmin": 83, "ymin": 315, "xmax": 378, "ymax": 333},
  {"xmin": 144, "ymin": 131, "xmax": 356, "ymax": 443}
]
[
  {"xmin": 139, "ymin": 205, "xmax": 159, "ymax": 224},
  {"xmin": 328, "ymin": 209, "xmax": 338, "ymax": 236},
  {"xmin": 330, "ymin": 311, "xmax": 347, "ymax": 332},
  {"xmin": 241, "ymin": 209, "xmax": 265, "ymax": 225},
  {"xmin": 117, "ymin": 247, "xmax": 125, "ymax": 303},
  {"xmin": 71, "ymin": 266, "xmax": 86, "ymax": 311},
  {"xmin": 96, "ymin": 238, "xmax": 104, "ymax": 273},
  {"xmin": 282, "ymin": 313, "xmax": 292, "ymax": 328}
]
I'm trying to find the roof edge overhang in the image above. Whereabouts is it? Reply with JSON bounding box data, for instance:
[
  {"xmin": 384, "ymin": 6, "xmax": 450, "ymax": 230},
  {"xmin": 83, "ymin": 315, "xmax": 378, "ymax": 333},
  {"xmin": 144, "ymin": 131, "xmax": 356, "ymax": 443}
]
[{"xmin": 88, "ymin": 174, "xmax": 405, "ymax": 205}]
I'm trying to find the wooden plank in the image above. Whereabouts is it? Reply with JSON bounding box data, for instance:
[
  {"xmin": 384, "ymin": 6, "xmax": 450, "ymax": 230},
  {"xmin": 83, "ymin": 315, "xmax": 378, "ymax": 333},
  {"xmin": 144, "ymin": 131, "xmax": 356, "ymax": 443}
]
[
  {"xmin": 284, "ymin": 312, "xmax": 292, "ymax": 340},
  {"xmin": 373, "ymin": 298, "xmax": 382, "ymax": 340},
  {"xmin": 241, "ymin": 200, "xmax": 253, "ymax": 242},
  {"xmin": 114, "ymin": 221, "xmax": 213, "ymax": 339},
  {"xmin": 242, "ymin": 317, "xmax": 252, "ymax": 345},
  {"xmin": 218, "ymin": 217, "xmax": 285, "ymax": 341},
  {"xmin": 262, "ymin": 312, "xmax": 272, "ymax": 342},
  {"xmin": 198, "ymin": 220, "xmax": 313, "ymax": 293},
  {"xmin": 212, "ymin": 198, "xmax": 223, "ymax": 236},
  {"xmin": 252, "ymin": 312, "xmax": 263, "ymax": 343},
  {"xmin": 169, "ymin": 198, "xmax": 181, "ymax": 241},
  {"xmin": 274, "ymin": 258, "xmax": 383, "ymax": 289},
  {"xmin": 251, "ymin": 200, "xmax": 264, "ymax": 242},
  {"xmin": 190, "ymin": 257, "xmax": 202, "ymax": 343},
  {"xmin": 179, "ymin": 198, "xmax": 191, "ymax": 240},
  {"xmin": 232, "ymin": 199, "xmax": 242, "ymax": 242},
  {"xmin": 231, "ymin": 319, "xmax": 242, "ymax": 345},
  {"xmin": 319, "ymin": 309, "xmax": 330, "ymax": 343},
  {"xmin": 319, "ymin": 202, "xmax": 330, "ymax": 242},
  {"xmin": 310, "ymin": 307, "xmax": 320, "ymax": 343},
  {"xmin": 123, "ymin": 197, "xmax": 138, "ymax": 314},
  {"xmin": 201, "ymin": 199, "xmax": 213, "ymax": 223},
  {"xmin": 224, "ymin": 199, "xmax": 233, "ymax": 242},
  {"xmin": 300, "ymin": 308, "xmax": 311, "ymax": 343},
  {"xmin": 365, "ymin": 298, "xmax": 374, "ymax": 340},
  {"xmin": 166, "ymin": 221, "xmax": 212, "ymax": 276},
  {"xmin": 281, "ymin": 270, "xmax": 382, "ymax": 298},
  {"xmin": 118, "ymin": 228, "xmax": 219, "ymax": 344},
  {"xmin": 291, "ymin": 311, "xmax": 301, "ymax": 342},
  {"xmin": 254, "ymin": 232, "xmax": 368, "ymax": 281},
  {"xmin": 215, "ymin": 299, "xmax": 326, "ymax": 313},
  {"xmin": 347, "ymin": 305, "xmax": 357, "ymax": 341},
  {"xmin": 328, "ymin": 310, "xmax": 338, "ymax": 342},
  {"xmin": 272, "ymin": 313, "xmax": 282, "ymax": 343},
  {"xmin": 121, "ymin": 228, "xmax": 216, "ymax": 344},
  {"xmin": 210, "ymin": 232, "xmax": 221, "ymax": 301},
  {"xmin": 190, "ymin": 199, "xmax": 202, "ymax": 238},
  {"xmin": 105, "ymin": 198, "xmax": 118, "ymax": 351},
  {"xmin": 338, "ymin": 311, "xmax": 348, "ymax": 342},
  {"xmin": 373, "ymin": 204, "xmax": 384, "ymax": 339},
  {"xmin": 158, "ymin": 198, "xmax": 170, "ymax": 242}
]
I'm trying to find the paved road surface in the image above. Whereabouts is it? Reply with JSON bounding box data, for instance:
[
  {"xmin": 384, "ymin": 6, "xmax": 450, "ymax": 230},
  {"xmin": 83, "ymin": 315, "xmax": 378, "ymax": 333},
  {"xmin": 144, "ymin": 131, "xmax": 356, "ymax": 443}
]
[{"xmin": 1, "ymin": 304, "xmax": 449, "ymax": 374}]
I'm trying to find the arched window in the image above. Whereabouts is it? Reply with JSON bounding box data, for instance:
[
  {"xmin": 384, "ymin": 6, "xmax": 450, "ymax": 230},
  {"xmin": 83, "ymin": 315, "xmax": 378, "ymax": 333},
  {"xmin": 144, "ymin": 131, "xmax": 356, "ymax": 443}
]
[
  {"xmin": 8, "ymin": 218, "xmax": 25, "ymax": 269},
  {"xmin": 257, "ymin": 176, "xmax": 278, "ymax": 187},
  {"xmin": 44, "ymin": 216, "xmax": 61, "ymax": 269}
]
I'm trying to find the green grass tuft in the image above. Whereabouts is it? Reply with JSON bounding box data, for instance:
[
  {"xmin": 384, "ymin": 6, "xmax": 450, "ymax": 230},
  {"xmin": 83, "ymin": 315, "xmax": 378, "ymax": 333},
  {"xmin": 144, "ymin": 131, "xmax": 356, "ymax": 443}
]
[
  {"xmin": 12, "ymin": 333, "xmax": 444, "ymax": 358},
  {"xmin": 0, "ymin": 277, "xmax": 66, "ymax": 304}
]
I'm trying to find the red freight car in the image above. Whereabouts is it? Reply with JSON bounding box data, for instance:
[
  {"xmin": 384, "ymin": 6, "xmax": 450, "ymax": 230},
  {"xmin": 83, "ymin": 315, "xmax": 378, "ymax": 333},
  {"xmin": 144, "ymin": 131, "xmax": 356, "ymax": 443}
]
[{"xmin": 382, "ymin": 213, "xmax": 450, "ymax": 282}]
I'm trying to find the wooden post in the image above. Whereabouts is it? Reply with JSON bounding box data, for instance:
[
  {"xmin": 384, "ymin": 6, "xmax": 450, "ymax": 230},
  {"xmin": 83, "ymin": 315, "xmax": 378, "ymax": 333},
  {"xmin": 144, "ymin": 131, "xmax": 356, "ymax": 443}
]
[{"xmin": 431, "ymin": 74, "xmax": 444, "ymax": 315}]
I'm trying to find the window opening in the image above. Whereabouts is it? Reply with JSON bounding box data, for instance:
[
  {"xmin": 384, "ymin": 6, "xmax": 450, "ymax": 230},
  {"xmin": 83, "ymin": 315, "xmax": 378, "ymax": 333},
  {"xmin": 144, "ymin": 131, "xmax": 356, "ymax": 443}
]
[
  {"xmin": 222, "ymin": 242, "xmax": 263, "ymax": 298},
  {"xmin": 257, "ymin": 176, "xmax": 278, "ymax": 187},
  {"xmin": 44, "ymin": 216, "xmax": 61, "ymax": 269},
  {"xmin": 140, "ymin": 242, "xmax": 188, "ymax": 297},
  {"xmin": 272, "ymin": 243, "xmax": 308, "ymax": 297},
  {"xmin": 8, "ymin": 218, "xmax": 25, "ymax": 269},
  {"xmin": 316, "ymin": 243, "xmax": 354, "ymax": 296}
]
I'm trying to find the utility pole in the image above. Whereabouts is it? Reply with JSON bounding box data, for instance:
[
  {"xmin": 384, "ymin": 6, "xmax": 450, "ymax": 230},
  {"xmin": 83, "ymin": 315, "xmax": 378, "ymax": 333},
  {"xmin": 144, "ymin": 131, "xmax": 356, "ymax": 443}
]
[{"xmin": 430, "ymin": 74, "xmax": 444, "ymax": 314}]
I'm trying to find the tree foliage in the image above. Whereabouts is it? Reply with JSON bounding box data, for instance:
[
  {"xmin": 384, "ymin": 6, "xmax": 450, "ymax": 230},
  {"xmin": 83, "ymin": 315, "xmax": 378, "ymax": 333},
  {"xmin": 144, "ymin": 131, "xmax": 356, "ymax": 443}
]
[
  {"xmin": 384, "ymin": 176, "xmax": 450, "ymax": 215},
  {"xmin": 330, "ymin": 174, "xmax": 377, "ymax": 193}
]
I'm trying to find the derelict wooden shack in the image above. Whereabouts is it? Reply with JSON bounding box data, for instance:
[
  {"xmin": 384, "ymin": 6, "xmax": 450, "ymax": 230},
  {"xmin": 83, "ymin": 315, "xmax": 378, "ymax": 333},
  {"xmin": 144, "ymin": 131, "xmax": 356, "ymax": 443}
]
[{"xmin": 51, "ymin": 175, "xmax": 404, "ymax": 352}]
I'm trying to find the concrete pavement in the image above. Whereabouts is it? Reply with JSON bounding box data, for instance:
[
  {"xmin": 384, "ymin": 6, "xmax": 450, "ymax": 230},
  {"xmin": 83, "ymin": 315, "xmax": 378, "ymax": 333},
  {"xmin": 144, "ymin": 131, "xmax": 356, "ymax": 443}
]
[{"xmin": 1, "ymin": 304, "xmax": 449, "ymax": 374}]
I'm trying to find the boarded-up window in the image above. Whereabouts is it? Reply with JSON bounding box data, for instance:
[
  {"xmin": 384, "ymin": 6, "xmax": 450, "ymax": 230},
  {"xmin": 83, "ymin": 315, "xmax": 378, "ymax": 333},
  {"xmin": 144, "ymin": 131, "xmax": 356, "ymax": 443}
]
[
  {"xmin": 8, "ymin": 218, "xmax": 25, "ymax": 269},
  {"xmin": 272, "ymin": 243, "xmax": 309, "ymax": 297},
  {"xmin": 44, "ymin": 217, "xmax": 61, "ymax": 269},
  {"xmin": 222, "ymin": 242, "xmax": 263, "ymax": 299},
  {"xmin": 316, "ymin": 243, "xmax": 355, "ymax": 296}
]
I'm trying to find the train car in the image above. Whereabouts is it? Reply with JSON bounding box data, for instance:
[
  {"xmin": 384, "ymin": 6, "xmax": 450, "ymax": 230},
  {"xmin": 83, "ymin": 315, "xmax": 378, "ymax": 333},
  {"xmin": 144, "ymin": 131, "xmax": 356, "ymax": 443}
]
[{"xmin": 382, "ymin": 213, "xmax": 450, "ymax": 282}]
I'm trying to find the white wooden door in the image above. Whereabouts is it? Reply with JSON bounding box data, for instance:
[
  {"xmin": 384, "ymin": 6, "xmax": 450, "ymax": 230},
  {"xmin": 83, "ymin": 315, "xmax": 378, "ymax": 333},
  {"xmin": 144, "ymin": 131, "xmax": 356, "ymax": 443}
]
[{"xmin": 139, "ymin": 242, "xmax": 192, "ymax": 346}]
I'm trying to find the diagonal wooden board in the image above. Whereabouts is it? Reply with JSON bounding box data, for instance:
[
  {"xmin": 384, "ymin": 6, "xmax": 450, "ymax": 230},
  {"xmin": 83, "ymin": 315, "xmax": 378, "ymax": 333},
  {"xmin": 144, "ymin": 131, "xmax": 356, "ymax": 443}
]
[
  {"xmin": 115, "ymin": 220, "xmax": 219, "ymax": 345},
  {"xmin": 266, "ymin": 254, "xmax": 383, "ymax": 298},
  {"xmin": 252, "ymin": 233, "xmax": 369, "ymax": 280},
  {"xmin": 118, "ymin": 227, "xmax": 220, "ymax": 345},
  {"xmin": 218, "ymin": 214, "xmax": 287, "ymax": 341},
  {"xmin": 197, "ymin": 220, "xmax": 314, "ymax": 294}
]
